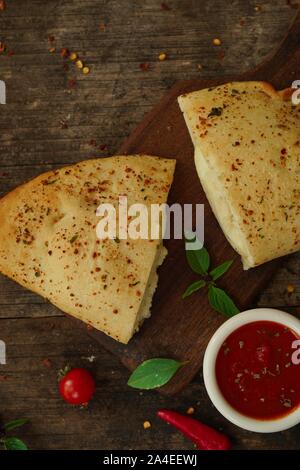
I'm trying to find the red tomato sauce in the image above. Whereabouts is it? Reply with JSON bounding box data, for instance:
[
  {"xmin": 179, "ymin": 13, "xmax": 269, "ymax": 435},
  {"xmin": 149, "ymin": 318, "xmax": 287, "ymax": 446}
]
[{"xmin": 215, "ymin": 321, "xmax": 300, "ymax": 420}]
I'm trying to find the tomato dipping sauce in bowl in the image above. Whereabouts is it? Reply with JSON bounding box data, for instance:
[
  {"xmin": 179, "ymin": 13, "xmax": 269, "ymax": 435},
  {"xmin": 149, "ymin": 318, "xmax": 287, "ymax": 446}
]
[{"xmin": 203, "ymin": 309, "xmax": 300, "ymax": 433}]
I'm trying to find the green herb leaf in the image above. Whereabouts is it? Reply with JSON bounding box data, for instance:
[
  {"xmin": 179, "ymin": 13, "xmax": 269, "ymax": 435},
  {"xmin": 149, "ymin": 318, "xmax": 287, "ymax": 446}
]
[
  {"xmin": 184, "ymin": 232, "xmax": 210, "ymax": 275},
  {"xmin": 182, "ymin": 280, "xmax": 206, "ymax": 299},
  {"xmin": 209, "ymin": 260, "xmax": 233, "ymax": 281},
  {"xmin": 3, "ymin": 437, "xmax": 28, "ymax": 450},
  {"xmin": 4, "ymin": 419, "xmax": 29, "ymax": 432},
  {"xmin": 127, "ymin": 358, "xmax": 184, "ymax": 390},
  {"xmin": 208, "ymin": 285, "xmax": 239, "ymax": 317}
]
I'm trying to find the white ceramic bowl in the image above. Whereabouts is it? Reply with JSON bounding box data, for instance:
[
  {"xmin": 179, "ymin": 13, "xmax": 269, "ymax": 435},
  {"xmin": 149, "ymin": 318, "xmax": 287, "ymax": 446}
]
[{"xmin": 203, "ymin": 308, "xmax": 300, "ymax": 433}]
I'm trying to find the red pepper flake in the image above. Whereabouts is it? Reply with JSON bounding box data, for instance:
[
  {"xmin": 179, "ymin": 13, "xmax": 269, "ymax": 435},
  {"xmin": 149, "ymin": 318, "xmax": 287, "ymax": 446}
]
[
  {"xmin": 63, "ymin": 63, "xmax": 69, "ymax": 71},
  {"xmin": 0, "ymin": 0, "xmax": 6, "ymax": 11},
  {"xmin": 139, "ymin": 62, "xmax": 150, "ymax": 71},
  {"xmin": 286, "ymin": 0, "xmax": 299, "ymax": 9},
  {"xmin": 7, "ymin": 49, "xmax": 14, "ymax": 57},
  {"xmin": 99, "ymin": 144, "xmax": 107, "ymax": 151},
  {"xmin": 48, "ymin": 35, "xmax": 55, "ymax": 43},
  {"xmin": 0, "ymin": 171, "xmax": 9, "ymax": 177},
  {"xmin": 60, "ymin": 47, "xmax": 69, "ymax": 58},
  {"xmin": 287, "ymin": 284, "xmax": 295, "ymax": 294},
  {"xmin": 0, "ymin": 375, "xmax": 8, "ymax": 381},
  {"xmin": 42, "ymin": 358, "xmax": 52, "ymax": 368},
  {"xmin": 217, "ymin": 50, "xmax": 226, "ymax": 61},
  {"xmin": 0, "ymin": 42, "xmax": 6, "ymax": 53},
  {"xmin": 161, "ymin": 2, "xmax": 171, "ymax": 10},
  {"xmin": 68, "ymin": 78, "xmax": 77, "ymax": 88},
  {"xmin": 99, "ymin": 22, "xmax": 107, "ymax": 32},
  {"xmin": 60, "ymin": 120, "xmax": 68, "ymax": 129}
]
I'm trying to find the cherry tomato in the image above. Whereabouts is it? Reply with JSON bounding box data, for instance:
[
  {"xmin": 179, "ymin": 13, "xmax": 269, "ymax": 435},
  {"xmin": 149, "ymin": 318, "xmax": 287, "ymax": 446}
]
[{"xmin": 59, "ymin": 368, "xmax": 95, "ymax": 405}]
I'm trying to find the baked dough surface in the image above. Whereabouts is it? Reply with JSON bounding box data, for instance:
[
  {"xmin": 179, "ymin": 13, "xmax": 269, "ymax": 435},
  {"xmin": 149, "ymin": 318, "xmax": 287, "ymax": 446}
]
[
  {"xmin": 0, "ymin": 155, "xmax": 175, "ymax": 343},
  {"xmin": 178, "ymin": 81, "xmax": 300, "ymax": 269}
]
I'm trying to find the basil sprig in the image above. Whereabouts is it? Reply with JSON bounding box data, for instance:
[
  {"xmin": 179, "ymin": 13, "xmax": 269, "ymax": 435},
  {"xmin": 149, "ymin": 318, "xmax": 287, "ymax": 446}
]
[
  {"xmin": 183, "ymin": 233, "xmax": 239, "ymax": 317},
  {"xmin": 127, "ymin": 358, "xmax": 184, "ymax": 390},
  {"xmin": 0, "ymin": 418, "xmax": 29, "ymax": 450}
]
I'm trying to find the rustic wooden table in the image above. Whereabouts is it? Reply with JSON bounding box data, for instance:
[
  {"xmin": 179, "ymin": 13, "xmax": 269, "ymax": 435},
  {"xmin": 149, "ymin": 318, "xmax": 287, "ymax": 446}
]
[{"xmin": 0, "ymin": 0, "xmax": 300, "ymax": 450}]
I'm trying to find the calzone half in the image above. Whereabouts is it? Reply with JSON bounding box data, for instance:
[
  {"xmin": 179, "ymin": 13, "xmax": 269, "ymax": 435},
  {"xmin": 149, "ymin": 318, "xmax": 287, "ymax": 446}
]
[
  {"xmin": 0, "ymin": 155, "xmax": 175, "ymax": 343},
  {"xmin": 178, "ymin": 81, "xmax": 300, "ymax": 269}
]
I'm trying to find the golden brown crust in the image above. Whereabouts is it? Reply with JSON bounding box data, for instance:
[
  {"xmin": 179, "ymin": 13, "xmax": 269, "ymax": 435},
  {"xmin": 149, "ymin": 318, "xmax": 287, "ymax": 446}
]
[
  {"xmin": 0, "ymin": 155, "xmax": 176, "ymax": 343},
  {"xmin": 178, "ymin": 81, "xmax": 300, "ymax": 269}
]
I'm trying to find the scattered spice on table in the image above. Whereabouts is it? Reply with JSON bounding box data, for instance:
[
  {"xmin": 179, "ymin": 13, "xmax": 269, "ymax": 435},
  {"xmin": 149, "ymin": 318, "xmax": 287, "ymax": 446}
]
[
  {"xmin": 76, "ymin": 59, "xmax": 83, "ymax": 69},
  {"xmin": 158, "ymin": 52, "xmax": 167, "ymax": 61},
  {"xmin": 68, "ymin": 78, "xmax": 77, "ymax": 88},
  {"xmin": 70, "ymin": 52, "xmax": 78, "ymax": 61},
  {"xmin": 42, "ymin": 358, "xmax": 52, "ymax": 368},
  {"xmin": 99, "ymin": 143, "xmax": 108, "ymax": 151},
  {"xmin": 140, "ymin": 62, "xmax": 150, "ymax": 71},
  {"xmin": 50, "ymin": 46, "xmax": 91, "ymax": 75},
  {"xmin": 99, "ymin": 22, "xmax": 107, "ymax": 32},
  {"xmin": 61, "ymin": 47, "xmax": 69, "ymax": 58},
  {"xmin": 0, "ymin": 0, "xmax": 6, "ymax": 11},
  {"xmin": 287, "ymin": 283, "xmax": 295, "ymax": 294},
  {"xmin": 161, "ymin": 2, "xmax": 171, "ymax": 10},
  {"xmin": 143, "ymin": 420, "xmax": 151, "ymax": 430},
  {"xmin": 0, "ymin": 42, "xmax": 6, "ymax": 53},
  {"xmin": 212, "ymin": 38, "xmax": 221, "ymax": 46},
  {"xmin": 186, "ymin": 407, "xmax": 195, "ymax": 415},
  {"xmin": 286, "ymin": 0, "xmax": 299, "ymax": 9}
]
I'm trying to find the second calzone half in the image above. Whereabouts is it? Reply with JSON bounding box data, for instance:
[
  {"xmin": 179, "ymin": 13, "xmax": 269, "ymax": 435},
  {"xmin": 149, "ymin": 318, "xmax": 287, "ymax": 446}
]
[
  {"xmin": 178, "ymin": 81, "xmax": 300, "ymax": 269},
  {"xmin": 0, "ymin": 155, "xmax": 175, "ymax": 343}
]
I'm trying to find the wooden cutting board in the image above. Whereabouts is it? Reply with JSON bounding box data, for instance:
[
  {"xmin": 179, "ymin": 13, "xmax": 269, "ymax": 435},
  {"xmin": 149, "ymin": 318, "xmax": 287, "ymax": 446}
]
[{"xmin": 87, "ymin": 9, "xmax": 300, "ymax": 394}]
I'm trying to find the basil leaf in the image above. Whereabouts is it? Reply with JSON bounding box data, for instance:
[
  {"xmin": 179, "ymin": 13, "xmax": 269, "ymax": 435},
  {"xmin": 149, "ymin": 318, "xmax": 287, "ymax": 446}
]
[
  {"xmin": 184, "ymin": 232, "xmax": 210, "ymax": 275},
  {"xmin": 209, "ymin": 260, "xmax": 233, "ymax": 281},
  {"xmin": 3, "ymin": 437, "xmax": 28, "ymax": 450},
  {"xmin": 182, "ymin": 280, "xmax": 206, "ymax": 299},
  {"xmin": 127, "ymin": 358, "xmax": 183, "ymax": 390},
  {"xmin": 208, "ymin": 285, "xmax": 239, "ymax": 317},
  {"xmin": 4, "ymin": 419, "xmax": 29, "ymax": 432}
]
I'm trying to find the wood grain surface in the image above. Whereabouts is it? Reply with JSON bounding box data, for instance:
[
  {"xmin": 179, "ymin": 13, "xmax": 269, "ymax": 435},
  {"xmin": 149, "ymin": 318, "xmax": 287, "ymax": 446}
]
[{"xmin": 0, "ymin": 0, "xmax": 300, "ymax": 450}]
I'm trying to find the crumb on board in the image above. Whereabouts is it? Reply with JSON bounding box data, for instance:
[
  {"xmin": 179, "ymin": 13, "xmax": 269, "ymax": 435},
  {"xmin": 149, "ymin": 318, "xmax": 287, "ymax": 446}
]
[
  {"xmin": 186, "ymin": 407, "xmax": 195, "ymax": 415},
  {"xmin": 70, "ymin": 52, "xmax": 78, "ymax": 61},
  {"xmin": 212, "ymin": 38, "xmax": 221, "ymax": 46},
  {"xmin": 158, "ymin": 52, "xmax": 167, "ymax": 61},
  {"xmin": 287, "ymin": 284, "xmax": 295, "ymax": 294},
  {"xmin": 140, "ymin": 62, "xmax": 150, "ymax": 71}
]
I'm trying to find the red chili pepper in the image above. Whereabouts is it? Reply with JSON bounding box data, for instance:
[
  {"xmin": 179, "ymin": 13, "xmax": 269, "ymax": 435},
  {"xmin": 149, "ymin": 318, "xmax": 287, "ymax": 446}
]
[{"xmin": 157, "ymin": 409, "xmax": 231, "ymax": 451}]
